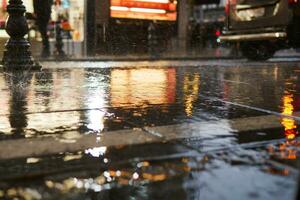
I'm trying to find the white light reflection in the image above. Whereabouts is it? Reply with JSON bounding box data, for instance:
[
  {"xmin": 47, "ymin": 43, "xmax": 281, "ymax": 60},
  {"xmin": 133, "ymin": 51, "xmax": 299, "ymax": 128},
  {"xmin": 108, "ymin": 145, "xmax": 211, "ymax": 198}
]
[
  {"xmin": 133, "ymin": 172, "xmax": 139, "ymax": 179},
  {"xmin": 116, "ymin": 170, "xmax": 121, "ymax": 177},
  {"xmin": 0, "ymin": 116, "xmax": 10, "ymax": 133},
  {"xmin": 26, "ymin": 157, "xmax": 40, "ymax": 164},
  {"xmin": 0, "ymin": 75, "xmax": 11, "ymax": 133},
  {"xmin": 85, "ymin": 75, "xmax": 108, "ymax": 133},
  {"xmin": 87, "ymin": 110, "xmax": 105, "ymax": 132},
  {"xmin": 0, "ymin": 76, "xmax": 9, "ymax": 115},
  {"xmin": 27, "ymin": 70, "xmax": 83, "ymax": 131},
  {"xmin": 85, "ymin": 147, "xmax": 107, "ymax": 157}
]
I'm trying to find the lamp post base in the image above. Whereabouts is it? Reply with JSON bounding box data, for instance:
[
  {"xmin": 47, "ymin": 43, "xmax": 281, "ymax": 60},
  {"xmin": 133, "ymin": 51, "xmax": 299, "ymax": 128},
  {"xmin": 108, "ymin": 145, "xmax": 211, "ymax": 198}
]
[
  {"xmin": 2, "ymin": 37, "xmax": 42, "ymax": 71},
  {"xmin": 2, "ymin": 0, "xmax": 42, "ymax": 71},
  {"xmin": 1, "ymin": 63, "xmax": 42, "ymax": 71}
]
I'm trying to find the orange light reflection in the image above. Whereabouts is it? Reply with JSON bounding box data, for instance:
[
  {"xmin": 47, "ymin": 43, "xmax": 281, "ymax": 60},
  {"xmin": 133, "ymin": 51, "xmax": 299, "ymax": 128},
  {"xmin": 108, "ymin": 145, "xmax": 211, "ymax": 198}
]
[
  {"xmin": 110, "ymin": 68, "xmax": 176, "ymax": 107},
  {"xmin": 278, "ymin": 93, "xmax": 299, "ymax": 160},
  {"xmin": 281, "ymin": 94, "xmax": 298, "ymax": 140}
]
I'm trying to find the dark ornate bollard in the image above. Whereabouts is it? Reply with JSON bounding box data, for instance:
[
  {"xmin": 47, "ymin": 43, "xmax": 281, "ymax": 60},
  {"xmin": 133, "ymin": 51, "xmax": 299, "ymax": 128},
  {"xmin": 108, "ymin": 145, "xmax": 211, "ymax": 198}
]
[{"xmin": 2, "ymin": 0, "xmax": 41, "ymax": 70}]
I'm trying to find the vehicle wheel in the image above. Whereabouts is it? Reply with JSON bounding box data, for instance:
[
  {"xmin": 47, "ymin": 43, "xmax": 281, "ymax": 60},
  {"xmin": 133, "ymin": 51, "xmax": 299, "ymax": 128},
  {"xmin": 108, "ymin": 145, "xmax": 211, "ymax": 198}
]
[{"xmin": 241, "ymin": 42, "xmax": 276, "ymax": 61}]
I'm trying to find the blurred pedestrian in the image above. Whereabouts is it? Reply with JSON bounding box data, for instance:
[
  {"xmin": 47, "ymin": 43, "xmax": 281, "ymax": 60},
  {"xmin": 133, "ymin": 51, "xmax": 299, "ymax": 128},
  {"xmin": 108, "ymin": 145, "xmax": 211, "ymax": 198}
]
[{"xmin": 33, "ymin": 0, "xmax": 53, "ymax": 57}]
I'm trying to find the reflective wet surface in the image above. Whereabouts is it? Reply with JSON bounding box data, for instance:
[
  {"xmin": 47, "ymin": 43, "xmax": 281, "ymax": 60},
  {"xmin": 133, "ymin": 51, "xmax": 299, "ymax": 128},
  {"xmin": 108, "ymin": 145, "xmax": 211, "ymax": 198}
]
[{"xmin": 0, "ymin": 59, "xmax": 300, "ymax": 199}]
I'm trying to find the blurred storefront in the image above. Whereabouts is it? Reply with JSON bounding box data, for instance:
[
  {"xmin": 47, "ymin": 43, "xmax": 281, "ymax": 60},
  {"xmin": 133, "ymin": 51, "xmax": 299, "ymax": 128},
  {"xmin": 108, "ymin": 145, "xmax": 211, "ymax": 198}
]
[
  {"xmin": 0, "ymin": 0, "xmax": 227, "ymax": 57},
  {"xmin": 90, "ymin": 0, "xmax": 224, "ymax": 56},
  {"xmin": 89, "ymin": 0, "xmax": 178, "ymax": 56},
  {"xmin": 0, "ymin": 0, "xmax": 85, "ymax": 57},
  {"xmin": 50, "ymin": 0, "xmax": 85, "ymax": 56},
  {"xmin": 190, "ymin": 0, "xmax": 224, "ymax": 52},
  {"xmin": 51, "ymin": 0, "xmax": 84, "ymax": 42}
]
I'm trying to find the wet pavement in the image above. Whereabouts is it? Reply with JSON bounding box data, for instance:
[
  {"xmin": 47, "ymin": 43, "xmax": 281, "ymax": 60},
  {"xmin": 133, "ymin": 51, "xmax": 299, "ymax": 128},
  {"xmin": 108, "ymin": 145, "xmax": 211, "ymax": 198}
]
[{"xmin": 0, "ymin": 59, "xmax": 300, "ymax": 200}]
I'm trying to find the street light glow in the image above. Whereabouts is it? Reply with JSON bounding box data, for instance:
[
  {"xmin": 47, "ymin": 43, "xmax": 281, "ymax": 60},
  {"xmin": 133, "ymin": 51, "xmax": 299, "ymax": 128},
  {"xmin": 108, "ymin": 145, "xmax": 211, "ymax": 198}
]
[
  {"xmin": 111, "ymin": 6, "xmax": 167, "ymax": 14},
  {"xmin": 132, "ymin": 0, "xmax": 170, "ymax": 3},
  {"xmin": 110, "ymin": 6, "xmax": 130, "ymax": 11},
  {"xmin": 130, "ymin": 7, "xmax": 167, "ymax": 13}
]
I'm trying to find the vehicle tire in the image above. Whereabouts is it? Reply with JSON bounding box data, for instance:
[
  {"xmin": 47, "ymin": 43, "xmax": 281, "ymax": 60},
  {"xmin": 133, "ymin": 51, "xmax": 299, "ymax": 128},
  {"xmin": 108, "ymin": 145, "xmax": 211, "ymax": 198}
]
[{"xmin": 241, "ymin": 42, "xmax": 276, "ymax": 61}]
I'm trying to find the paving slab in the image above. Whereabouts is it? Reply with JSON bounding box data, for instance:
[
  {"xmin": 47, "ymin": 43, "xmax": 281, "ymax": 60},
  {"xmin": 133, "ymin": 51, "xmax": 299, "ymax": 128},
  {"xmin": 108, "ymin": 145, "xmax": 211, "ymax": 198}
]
[{"xmin": 0, "ymin": 59, "xmax": 300, "ymax": 199}]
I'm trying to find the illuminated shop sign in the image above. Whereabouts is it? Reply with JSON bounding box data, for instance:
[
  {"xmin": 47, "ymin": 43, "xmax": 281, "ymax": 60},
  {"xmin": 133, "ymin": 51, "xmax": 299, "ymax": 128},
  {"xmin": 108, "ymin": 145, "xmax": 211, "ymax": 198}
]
[{"xmin": 110, "ymin": 0, "xmax": 177, "ymax": 21}]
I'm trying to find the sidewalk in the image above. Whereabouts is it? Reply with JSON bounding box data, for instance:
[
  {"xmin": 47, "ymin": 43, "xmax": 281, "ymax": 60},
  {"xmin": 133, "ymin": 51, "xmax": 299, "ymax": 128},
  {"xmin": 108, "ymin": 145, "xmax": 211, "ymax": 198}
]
[
  {"xmin": 35, "ymin": 48, "xmax": 300, "ymax": 62},
  {"xmin": 0, "ymin": 59, "xmax": 299, "ymax": 199}
]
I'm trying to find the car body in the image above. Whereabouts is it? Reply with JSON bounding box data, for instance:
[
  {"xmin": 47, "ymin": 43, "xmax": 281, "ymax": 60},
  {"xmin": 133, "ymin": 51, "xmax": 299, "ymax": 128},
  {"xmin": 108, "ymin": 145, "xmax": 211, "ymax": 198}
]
[{"xmin": 220, "ymin": 0, "xmax": 300, "ymax": 60}]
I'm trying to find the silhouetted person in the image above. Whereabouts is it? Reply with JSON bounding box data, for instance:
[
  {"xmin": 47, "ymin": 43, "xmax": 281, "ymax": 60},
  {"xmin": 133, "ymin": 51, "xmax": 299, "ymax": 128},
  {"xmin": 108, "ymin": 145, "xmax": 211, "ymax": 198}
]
[{"xmin": 33, "ymin": 0, "xmax": 53, "ymax": 57}]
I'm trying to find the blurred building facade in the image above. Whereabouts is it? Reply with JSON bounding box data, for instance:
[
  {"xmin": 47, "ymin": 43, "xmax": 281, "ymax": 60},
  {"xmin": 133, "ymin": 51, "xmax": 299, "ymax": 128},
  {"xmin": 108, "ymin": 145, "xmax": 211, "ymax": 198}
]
[
  {"xmin": 88, "ymin": 0, "xmax": 224, "ymax": 56},
  {"xmin": 0, "ymin": 0, "xmax": 85, "ymax": 57},
  {"xmin": 0, "ymin": 0, "xmax": 225, "ymax": 57}
]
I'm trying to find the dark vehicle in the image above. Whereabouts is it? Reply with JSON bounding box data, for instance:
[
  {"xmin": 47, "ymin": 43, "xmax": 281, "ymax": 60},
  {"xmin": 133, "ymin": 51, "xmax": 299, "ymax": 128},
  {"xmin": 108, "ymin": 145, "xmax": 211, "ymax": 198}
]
[{"xmin": 220, "ymin": 0, "xmax": 300, "ymax": 60}]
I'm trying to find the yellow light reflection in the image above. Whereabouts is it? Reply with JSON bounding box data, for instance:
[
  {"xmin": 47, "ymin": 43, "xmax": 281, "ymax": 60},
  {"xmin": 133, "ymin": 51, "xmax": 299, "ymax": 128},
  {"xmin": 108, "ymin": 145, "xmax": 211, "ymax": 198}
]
[
  {"xmin": 183, "ymin": 73, "xmax": 200, "ymax": 117},
  {"xmin": 142, "ymin": 173, "xmax": 166, "ymax": 181},
  {"xmin": 277, "ymin": 92, "xmax": 299, "ymax": 160},
  {"xmin": 5, "ymin": 187, "xmax": 42, "ymax": 199},
  {"xmin": 41, "ymin": 159, "xmax": 192, "ymax": 193},
  {"xmin": 110, "ymin": 68, "xmax": 176, "ymax": 107},
  {"xmin": 281, "ymin": 94, "xmax": 297, "ymax": 140}
]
